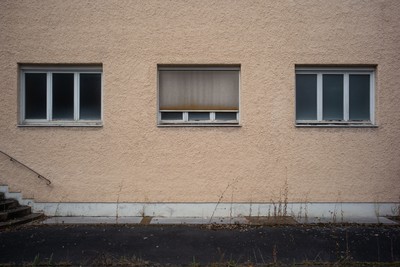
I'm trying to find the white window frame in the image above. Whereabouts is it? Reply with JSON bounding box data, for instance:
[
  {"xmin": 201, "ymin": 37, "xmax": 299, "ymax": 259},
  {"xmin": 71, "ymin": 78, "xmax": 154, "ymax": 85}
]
[
  {"xmin": 295, "ymin": 67, "xmax": 375, "ymax": 127},
  {"xmin": 157, "ymin": 66, "xmax": 241, "ymax": 126},
  {"xmin": 19, "ymin": 66, "xmax": 103, "ymax": 126}
]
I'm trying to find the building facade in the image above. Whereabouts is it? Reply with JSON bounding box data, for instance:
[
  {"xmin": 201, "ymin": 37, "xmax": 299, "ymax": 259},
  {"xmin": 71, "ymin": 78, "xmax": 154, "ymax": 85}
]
[{"xmin": 0, "ymin": 0, "xmax": 399, "ymax": 220}]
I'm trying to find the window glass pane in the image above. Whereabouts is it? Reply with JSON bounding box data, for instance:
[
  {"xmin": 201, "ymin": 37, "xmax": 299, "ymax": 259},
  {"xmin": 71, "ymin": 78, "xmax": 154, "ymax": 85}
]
[
  {"xmin": 349, "ymin": 75, "xmax": 370, "ymax": 120},
  {"xmin": 323, "ymin": 74, "xmax": 343, "ymax": 120},
  {"xmin": 188, "ymin": 112, "xmax": 210, "ymax": 121},
  {"xmin": 80, "ymin": 73, "xmax": 101, "ymax": 120},
  {"xmin": 52, "ymin": 73, "xmax": 74, "ymax": 120},
  {"xmin": 25, "ymin": 73, "xmax": 47, "ymax": 119},
  {"xmin": 159, "ymin": 70, "xmax": 239, "ymax": 110},
  {"xmin": 296, "ymin": 74, "xmax": 317, "ymax": 120},
  {"xmin": 215, "ymin": 112, "xmax": 237, "ymax": 121},
  {"xmin": 161, "ymin": 112, "xmax": 183, "ymax": 120}
]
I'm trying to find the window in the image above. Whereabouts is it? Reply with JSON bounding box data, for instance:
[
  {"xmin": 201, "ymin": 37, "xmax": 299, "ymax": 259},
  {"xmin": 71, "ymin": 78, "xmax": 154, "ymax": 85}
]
[
  {"xmin": 20, "ymin": 65, "xmax": 102, "ymax": 126},
  {"xmin": 158, "ymin": 66, "xmax": 240, "ymax": 125},
  {"xmin": 295, "ymin": 67, "xmax": 375, "ymax": 126}
]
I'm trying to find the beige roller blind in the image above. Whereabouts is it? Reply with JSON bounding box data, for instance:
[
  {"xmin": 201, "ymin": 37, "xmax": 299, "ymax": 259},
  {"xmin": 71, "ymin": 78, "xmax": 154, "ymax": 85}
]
[{"xmin": 159, "ymin": 70, "xmax": 239, "ymax": 110}]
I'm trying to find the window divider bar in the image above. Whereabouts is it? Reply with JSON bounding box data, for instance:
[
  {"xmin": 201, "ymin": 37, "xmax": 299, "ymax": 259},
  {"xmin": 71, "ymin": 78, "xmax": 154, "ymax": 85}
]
[
  {"xmin": 20, "ymin": 72, "xmax": 26, "ymax": 123},
  {"xmin": 210, "ymin": 112, "xmax": 216, "ymax": 121},
  {"xmin": 47, "ymin": 73, "xmax": 52, "ymax": 121},
  {"xmin": 183, "ymin": 112, "xmax": 188, "ymax": 122},
  {"xmin": 344, "ymin": 73, "xmax": 349, "ymax": 121},
  {"xmin": 317, "ymin": 73, "xmax": 323, "ymax": 121},
  {"xmin": 370, "ymin": 73, "xmax": 375, "ymax": 124},
  {"xmin": 74, "ymin": 73, "xmax": 79, "ymax": 121}
]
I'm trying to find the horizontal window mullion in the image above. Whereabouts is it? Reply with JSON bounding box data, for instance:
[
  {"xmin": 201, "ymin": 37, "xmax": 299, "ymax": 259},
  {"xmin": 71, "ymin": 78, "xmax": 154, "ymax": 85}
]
[
  {"xmin": 297, "ymin": 72, "xmax": 374, "ymax": 76},
  {"xmin": 20, "ymin": 66, "xmax": 102, "ymax": 72},
  {"xmin": 296, "ymin": 67, "xmax": 375, "ymax": 72}
]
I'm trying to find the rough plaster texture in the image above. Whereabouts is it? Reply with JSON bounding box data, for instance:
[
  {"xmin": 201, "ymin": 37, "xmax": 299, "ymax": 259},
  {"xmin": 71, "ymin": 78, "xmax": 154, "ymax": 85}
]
[{"xmin": 0, "ymin": 0, "xmax": 399, "ymax": 204}]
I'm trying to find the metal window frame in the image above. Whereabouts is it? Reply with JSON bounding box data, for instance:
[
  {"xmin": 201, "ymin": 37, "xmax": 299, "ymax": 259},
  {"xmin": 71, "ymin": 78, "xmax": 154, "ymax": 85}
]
[
  {"xmin": 19, "ymin": 66, "xmax": 103, "ymax": 127},
  {"xmin": 157, "ymin": 65, "xmax": 241, "ymax": 126},
  {"xmin": 295, "ymin": 68, "xmax": 375, "ymax": 127},
  {"xmin": 159, "ymin": 110, "xmax": 239, "ymax": 125}
]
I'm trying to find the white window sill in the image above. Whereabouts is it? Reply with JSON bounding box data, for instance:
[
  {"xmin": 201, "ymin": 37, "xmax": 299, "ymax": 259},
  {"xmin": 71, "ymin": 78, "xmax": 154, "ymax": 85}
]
[
  {"xmin": 18, "ymin": 122, "xmax": 103, "ymax": 127},
  {"xmin": 158, "ymin": 123, "xmax": 241, "ymax": 127},
  {"xmin": 296, "ymin": 122, "xmax": 378, "ymax": 128}
]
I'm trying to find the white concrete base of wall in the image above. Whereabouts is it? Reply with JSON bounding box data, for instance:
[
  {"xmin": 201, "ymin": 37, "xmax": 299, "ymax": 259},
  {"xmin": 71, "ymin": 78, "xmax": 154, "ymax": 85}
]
[
  {"xmin": 31, "ymin": 202, "xmax": 399, "ymax": 220},
  {"xmin": 1, "ymin": 186, "xmax": 399, "ymax": 222},
  {"xmin": 41, "ymin": 215, "xmax": 397, "ymax": 225}
]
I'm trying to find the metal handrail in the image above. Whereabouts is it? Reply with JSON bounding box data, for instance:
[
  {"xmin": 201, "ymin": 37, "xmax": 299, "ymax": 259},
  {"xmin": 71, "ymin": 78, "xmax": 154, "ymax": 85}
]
[{"xmin": 0, "ymin": 150, "xmax": 51, "ymax": 185}]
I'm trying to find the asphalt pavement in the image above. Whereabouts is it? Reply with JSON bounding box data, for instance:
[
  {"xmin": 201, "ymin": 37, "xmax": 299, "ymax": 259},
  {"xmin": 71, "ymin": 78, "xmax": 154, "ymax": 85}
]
[{"xmin": 1, "ymin": 224, "xmax": 399, "ymax": 266}]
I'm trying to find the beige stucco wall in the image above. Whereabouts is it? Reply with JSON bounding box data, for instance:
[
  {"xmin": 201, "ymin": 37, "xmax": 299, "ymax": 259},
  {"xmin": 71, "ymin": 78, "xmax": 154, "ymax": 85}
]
[{"xmin": 0, "ymin": 0, "xmax": 399, "ymax": 204}]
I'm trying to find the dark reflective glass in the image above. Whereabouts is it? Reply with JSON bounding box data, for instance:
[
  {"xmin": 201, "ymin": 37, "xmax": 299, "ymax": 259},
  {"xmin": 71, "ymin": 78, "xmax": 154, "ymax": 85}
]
[
  {"xmin": 215, "ymin": 112, "xmax": 237, "ymax": 121},
  {"xmin": 188, "ymin": 112, "xmax": 210, "ymax": 121},
  {"xmin": 296, "ymin": 74, "xmax": 317, "ymax": 120},
  {"xmin": 323, "ymin": 74, "xmax": 343, "ymax": 120},
  {"xmin": 53, "ymin": 73, "xmax": 74, "ymax": 120},
  {"xmin": 349, "ymin": 75, "xmax": 370, "ymax": 120},
  {"xmin": 80, "ymin": 74, "xmax": 101, "ymax": 120},
  {"xmin": 25, "ymin": 73, "xmax": 47, "ymax": 119},
  {"xmin": 161, "ymin": 112, "xmax": 183, "ymax": 120}
]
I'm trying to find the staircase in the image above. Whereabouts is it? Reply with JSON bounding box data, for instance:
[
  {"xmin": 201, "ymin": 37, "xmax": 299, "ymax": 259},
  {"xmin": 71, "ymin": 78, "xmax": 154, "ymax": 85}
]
[{"xmin": 0, "ymin": 191, "xmax": 43, "ymax": 229}]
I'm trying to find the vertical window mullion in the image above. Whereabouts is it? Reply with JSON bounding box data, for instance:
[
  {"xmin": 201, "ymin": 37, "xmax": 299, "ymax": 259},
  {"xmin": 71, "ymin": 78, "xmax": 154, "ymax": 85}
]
[
  {"xmin": 74, "ymin": 73, "xmax": 79, "ymax": 121},
  {"xmin": 210, "ymin": 112, "xmax": 216, "ymax": 122},
  {"xmin": 183, "ymin": 112, "xmax": 188, "ymax": 122},
  {"xmin": 47, "ymin": 72, "xmax": 52, "ymax": 121},
  {"xmin": 101, "ymin": 72, "xmax": 104, "ymax": 122},
  {"xmin": 370, "ymin": 73, "xmax": 375, "ymax": 124},
  {"xmin": 343, "ymin": 73, "xmax": 349, "ymax": 121},
  {"xmin": 21, "ymin": 72, "xmax": 26, "ymax": 122},
  {"xmin": 317, "ymin": 73, "xmax": 323, "ymax": 121}
]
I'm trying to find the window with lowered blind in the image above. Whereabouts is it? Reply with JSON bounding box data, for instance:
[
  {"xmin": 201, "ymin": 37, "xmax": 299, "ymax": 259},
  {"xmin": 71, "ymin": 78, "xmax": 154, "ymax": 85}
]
[{"xmin": 158, "ymin": 66, "xmax": 240, "ymax": 125}]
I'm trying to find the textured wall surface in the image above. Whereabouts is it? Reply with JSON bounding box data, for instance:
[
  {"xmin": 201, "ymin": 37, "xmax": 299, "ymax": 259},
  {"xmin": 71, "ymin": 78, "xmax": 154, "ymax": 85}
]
[{"xmin": 0, "ymin": 0, "xmax": 399, "ymax": 203}]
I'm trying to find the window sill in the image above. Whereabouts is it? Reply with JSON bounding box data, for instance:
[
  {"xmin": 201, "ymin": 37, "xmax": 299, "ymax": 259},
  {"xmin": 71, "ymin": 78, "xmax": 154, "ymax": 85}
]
[
  {"xmin": 158, "ymin": 123, "xmax": 241, "ymax": 127},
  {"xmin": 296, "ymin": 122, "xmax": 377, "ymax": 128},
  {"xmin": 18, "ymin": 122, "xmax": 103, "ymax": 127}
]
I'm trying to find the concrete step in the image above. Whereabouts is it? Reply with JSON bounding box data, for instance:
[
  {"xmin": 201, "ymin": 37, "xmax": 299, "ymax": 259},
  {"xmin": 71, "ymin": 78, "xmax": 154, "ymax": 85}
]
[
  {"xmin": 0, "ymin": 206, "xmax": 31, "ymax": 222},
  {"xmin": 0, "ymin": 213, "xmax": 44, "ymax": 229},
  {"xmin": 0, "ymin": 199, "xmax": 19, "ymax": 211},
  {"xmin": 0, "ymin": 186, "xmax": 44, "ymax": 228}
]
